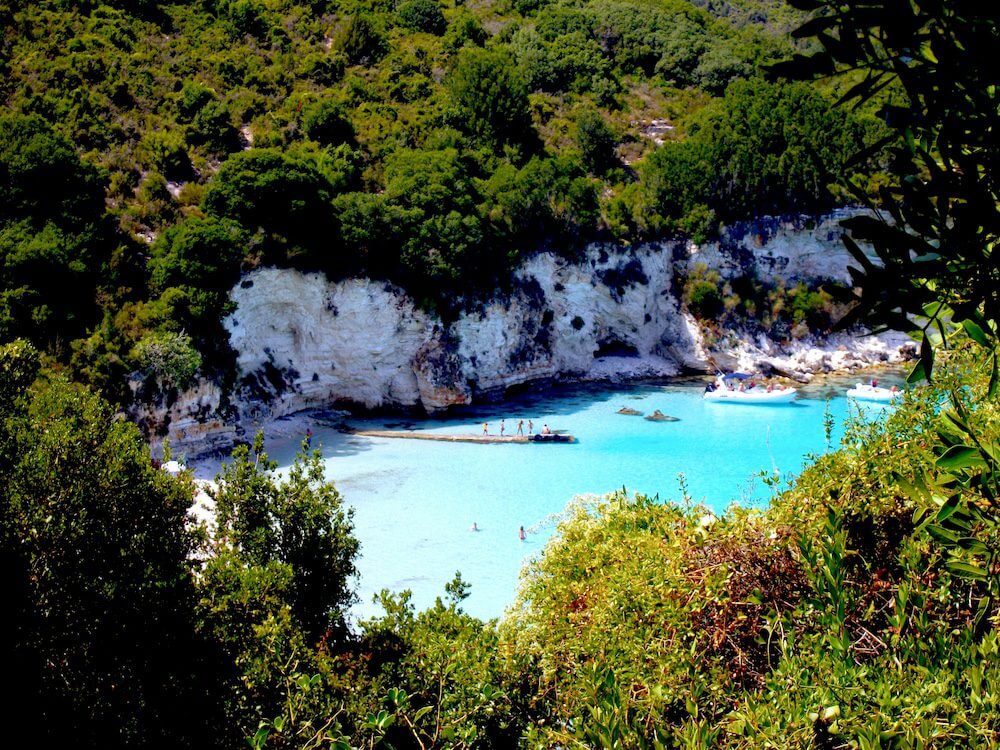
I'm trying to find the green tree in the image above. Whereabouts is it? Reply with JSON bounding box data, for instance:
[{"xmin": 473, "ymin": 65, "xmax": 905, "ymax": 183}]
[
  {"xmin": 447, "ymin": 47, "xmax": 534, "ymax": 151},
  {"xmin": 145, "ymin": 215, "xmax": 248, "ymax": 366},
  {"xmin": 575, "ymin": 108, "xmax": 617, "ymax": 176},
  {"xmin": 334, "ymin": 13, "xmax": 387, "ymax": 66},
  {"xmin": 691, "ymin": 78, "xmax": 856, "ymax": 218},
  {"xmin": 397, "ymin": 0, "xmax": 446, "ymax": 35},
  {"xmin": 196, "ymin": 436, "xmax": 359, "ymax": 745},
  {"xmin": 0, "ymin": 114, "xmax": 105, "ymax": 227},
  {"xmin": 201, "ymin": 148, "xmax": 344, "ymax": 261},
  {"xmin": 381, "ymin": 147, "xmax": 491, "ymax": 293},
  {"xmin": 301, "ymin": 99, "xmax": 354, "ymax": 147},
  {"xmin": 176, "ymin": 82, "xmax": 238, "ymax": 154},
  {"xmin": 0, "ymin": 114, "xmax": 109, "ymax": 350},
  {"xmin": 133, "ymin": 330, "xmax": 202, "ymax": 389},
  {"xmin": 443, "ymin": 9, "xmax": 487, "ymax": 53},
  {"xmin": 210, "ymin": 435, "xmax": 359, "ymax": 643},
  {"xmin": 0, "ymin": 341, "xmax": 225, "ymax": 748}
]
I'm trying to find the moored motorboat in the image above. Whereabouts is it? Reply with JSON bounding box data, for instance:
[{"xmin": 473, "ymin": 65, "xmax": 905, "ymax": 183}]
[
  {"xmin": 703, "ymin": 373, "xmax": 797, "ymax": 404},
  {"xmin": 846, "ymin": 382, "xmax": 901, "ymax": 403}
]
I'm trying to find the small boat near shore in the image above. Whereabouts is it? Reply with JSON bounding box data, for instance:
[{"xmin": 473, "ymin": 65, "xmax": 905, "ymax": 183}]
[
  {"xmin": 530, "ymin": 432, "xmax": 574, "ymax": 443},
  {"xmin": 703, "ymin": 373, "xmax": 797, "ymax": 404},
  {"xmin": 846, "ymin": 383, "xmax": 901, "ymax": 403}
]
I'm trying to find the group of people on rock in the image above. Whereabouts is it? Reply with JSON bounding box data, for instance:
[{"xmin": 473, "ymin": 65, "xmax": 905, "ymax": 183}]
[{"xmin": 482, "ymin": 419, "xmax": 551, "ymax": 437}]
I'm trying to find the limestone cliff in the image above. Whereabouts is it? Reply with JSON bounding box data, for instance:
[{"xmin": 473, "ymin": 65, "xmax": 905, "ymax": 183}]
[{"xmin": 134, "ymin": 212, "xmax": 913, "ymax": 457}]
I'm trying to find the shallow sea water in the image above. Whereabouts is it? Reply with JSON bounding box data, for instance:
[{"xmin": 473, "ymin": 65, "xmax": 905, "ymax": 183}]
[{"xmin": 265, "ymin": 374, "xmax": 903, "ymax": 622}]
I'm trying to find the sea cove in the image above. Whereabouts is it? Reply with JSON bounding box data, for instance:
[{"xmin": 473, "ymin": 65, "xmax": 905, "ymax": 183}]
[{"xmin": 259, "ymin": 375, "xmax": 903, "ymax": 621}]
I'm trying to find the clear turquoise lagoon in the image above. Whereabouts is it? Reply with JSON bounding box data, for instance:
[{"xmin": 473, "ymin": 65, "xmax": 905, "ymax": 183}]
[{"xmin": 265, "ymin": 376, "xmax": 901, "ymax": 622}]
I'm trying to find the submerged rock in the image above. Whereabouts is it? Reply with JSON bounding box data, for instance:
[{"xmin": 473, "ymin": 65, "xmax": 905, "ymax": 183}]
[
  {"xmin": 617, "ymin": 406, "xmax": 643, "ymax": 416},
  {"xmin": 645, "ymin": 410, "xmax": 679, "ymax": 422}
]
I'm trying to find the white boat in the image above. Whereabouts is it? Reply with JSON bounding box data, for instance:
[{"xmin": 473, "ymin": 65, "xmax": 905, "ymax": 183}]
[
  {"xmin": 703, "ymin": 374, "xmax": 797, "ymax": 404},
  {"xmin": 846, "ymin": 383, "xmax": 901, "ymax": 403}
]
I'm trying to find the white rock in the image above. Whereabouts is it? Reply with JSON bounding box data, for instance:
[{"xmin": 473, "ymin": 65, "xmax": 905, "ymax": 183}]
[{"xmin": 136, "ymin": 212, "xmax": 914, "ymax": 457}]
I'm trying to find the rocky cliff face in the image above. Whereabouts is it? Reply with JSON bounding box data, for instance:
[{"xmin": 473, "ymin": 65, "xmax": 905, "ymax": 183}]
[{"xmin": 135, "ymin": 212, "xmax": 913, "ymax": 457}]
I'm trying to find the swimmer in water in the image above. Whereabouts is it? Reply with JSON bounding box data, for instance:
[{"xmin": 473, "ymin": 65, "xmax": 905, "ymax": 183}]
[
  {"xmin": 519, "ymin": 525, "xmax": 526, "ymax": 541},
  {"xmin": 470, "ymin": 522, "xmax": 479, "ymax": 532}
]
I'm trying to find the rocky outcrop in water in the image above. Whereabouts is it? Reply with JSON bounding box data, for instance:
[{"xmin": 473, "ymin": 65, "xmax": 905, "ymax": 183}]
[{"xmin": 133, "ymin": 211, "xmax": 913, "ymax": 457}]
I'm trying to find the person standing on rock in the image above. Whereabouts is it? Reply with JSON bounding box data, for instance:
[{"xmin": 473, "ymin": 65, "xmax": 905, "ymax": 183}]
[
  {"xmin": 517, "ymin": 419, "xmax": 524, "ymax": 436},
  {"xmin": 528, "ymin": 419, "xmax": 533, "ymax": 434},
  {"xmin": 500, "ymin": 420, "xmax": 505, "ymax": 436},
  {"xmin": 482, "ymin": 422, "xmax": 489, "ymax": 435}
]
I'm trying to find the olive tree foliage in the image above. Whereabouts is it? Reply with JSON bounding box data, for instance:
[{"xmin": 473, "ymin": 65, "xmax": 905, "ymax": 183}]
[
  {"xmin": 775, "ymin": 0, "xmax": 999, "ymax": 383},
  {"xmin": 778, "ymin": 0, "xmax": 1000, "ymax": 634},
  {"xmin": 0, "ymin": 340, "xmax": 226, "ymax": 748},
  {"xmin": 195, "ymin": 435, "xmax": 360, "ymax": 746},
  {"xmin": 208, "ymin": 434, "xmax": 359, "ymax": 644}
]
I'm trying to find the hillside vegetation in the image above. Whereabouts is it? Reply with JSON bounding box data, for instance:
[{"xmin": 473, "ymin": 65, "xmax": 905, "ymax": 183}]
[
  {"xmin": 3, "ymin": 1, "xmax": 999, "ymax": 748},
  {"xmin": 1, "ymin": 0, "xmax": 885, "ymax": 399}
]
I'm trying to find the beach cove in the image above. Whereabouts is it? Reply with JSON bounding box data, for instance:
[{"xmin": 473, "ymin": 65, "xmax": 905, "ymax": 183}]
[{"xmin": 224, "ymin": 373, "xmax": 903, "ymax": 622}]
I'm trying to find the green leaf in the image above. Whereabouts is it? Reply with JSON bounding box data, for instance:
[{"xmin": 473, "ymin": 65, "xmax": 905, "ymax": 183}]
[
  {"xmin": 935, "ymin": 495, "xmax": 962, "ymax": 522},
  {"xmin": 946, "ymin": 560, "xmax": 988, "ymax": 580},
  {"xmin": 962, "ymin": 318, "xmax": 991, "ymax": 347},
  {"xmin": 907, "ymin": 356, "xmax": 928, "ymax": 384},
  {"xmin": 927, "ymin": 524, "xmax": 960, "ymax": 544},
  {"xmin": 989, "ymin": 352, "xmax": 998, "ymax": 399},
  {"xmin": 936, "ymin": 445, "xmax": 986, "ymax": 471}
]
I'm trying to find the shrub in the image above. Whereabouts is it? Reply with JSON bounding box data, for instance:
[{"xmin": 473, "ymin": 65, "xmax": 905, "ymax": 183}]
[
  {"xmin": 443, "ymin": 10, "xmax": 487, "ymax": 52},
  {"xmin": 397, "ymin": 0, "xmax": 446, "ymax": 35},
  {"xmin": 447, "ymin": 47, "xmax": 534, "ymax": 150},
  {"xmin": 176, "ymin": 83, "xmax": 237, "ymax": 154},
  {"xmin": 682, "ymin": 264, "xmax": 724, "ymax": 320},
  {"xmin": 201, "ymin": 148, "xmax": 341, "ymax": 258},
  {"xmin": 334, "ymin": 14, "xmax": 387, "ymax": 66},
  {"xmin": 575, "ymin": 108, "xmax": 617, "ymax": 175},
  {"xmin": 139, "ymin": 130, "xmax": 191, "ymax": 180},
  {"xmin": 301, "ymin": 99, "xmax": 354, "ymax": 147},
  {"xmin": 300, "ymin": 51, "xmax": 347, "ymax": 85},
  {"xmin": 133, "ymin": 330, "xmax": 202, "ymax": 389}
]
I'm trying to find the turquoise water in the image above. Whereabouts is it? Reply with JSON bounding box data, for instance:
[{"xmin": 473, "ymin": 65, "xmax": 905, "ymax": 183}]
[{"xmin": 265, "ymin": 376, "xmax": 900, "ymax": 622}]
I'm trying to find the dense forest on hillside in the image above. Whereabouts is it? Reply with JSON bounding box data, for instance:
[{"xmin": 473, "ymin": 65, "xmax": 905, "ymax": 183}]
[
  {"xmin": 0, "ymin": 0, "xmax": 888, "ymax": 400},
  {"xmin": 3, "ymin": 0, "xmax": 999, "ymax": 748}
]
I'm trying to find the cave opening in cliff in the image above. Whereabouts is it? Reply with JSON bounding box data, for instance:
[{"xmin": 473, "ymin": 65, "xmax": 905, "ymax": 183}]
[{"xmin": 594, "ymin": 339, "xmax": 640, "ymax": 358}]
